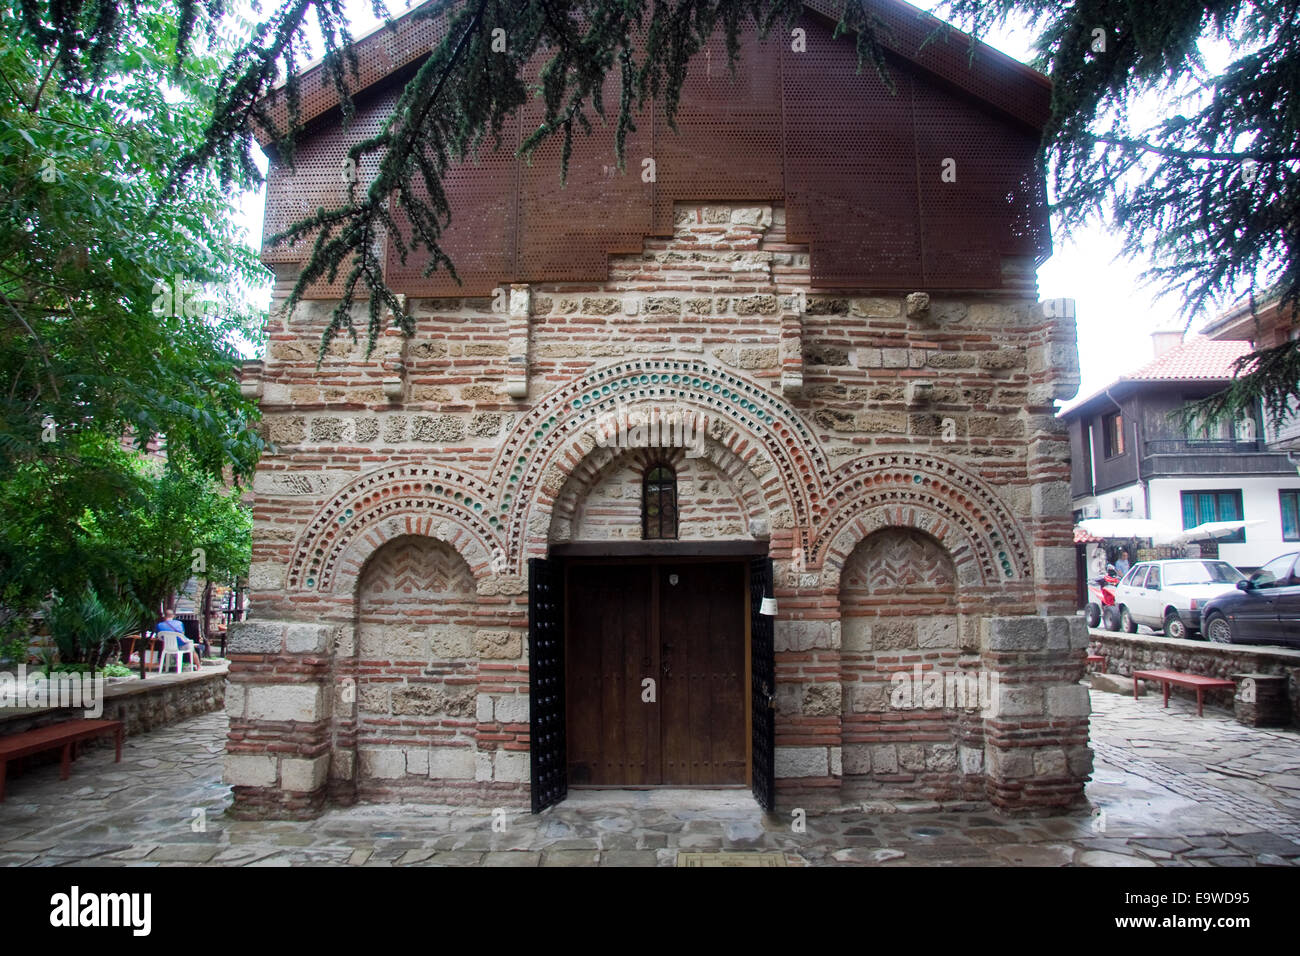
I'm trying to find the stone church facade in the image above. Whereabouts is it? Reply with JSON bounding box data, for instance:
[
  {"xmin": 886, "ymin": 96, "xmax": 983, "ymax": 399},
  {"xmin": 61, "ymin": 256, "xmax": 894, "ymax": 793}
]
[{"xmin": 225, "ymin": 0, "xmax": 1092, "ymax": 819}]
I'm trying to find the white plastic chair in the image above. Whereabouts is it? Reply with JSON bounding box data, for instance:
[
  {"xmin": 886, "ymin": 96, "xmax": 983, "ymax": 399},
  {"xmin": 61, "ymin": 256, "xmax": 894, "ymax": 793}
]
[{"xmin": 157, "ymin": 630, "xmax": 198, "ymax": 674}]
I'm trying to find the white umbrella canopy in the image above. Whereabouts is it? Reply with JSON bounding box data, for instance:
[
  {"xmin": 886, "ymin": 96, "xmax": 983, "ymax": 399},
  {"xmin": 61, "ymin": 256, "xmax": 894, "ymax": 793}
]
[
  {"xmin": 1074, "ymin": 518, "xmax": 1182, "ymax": 543},
  {"xmin": 1174, "ymin": 520, "xmax": 1263, "ymax": 543}
]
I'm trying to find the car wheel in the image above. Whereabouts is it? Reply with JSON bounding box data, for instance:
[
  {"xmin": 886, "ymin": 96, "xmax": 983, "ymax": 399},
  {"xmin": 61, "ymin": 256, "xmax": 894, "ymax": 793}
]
[
  {"xmin": 1085, "ymin": 603, "xmax": 1100, "ymax": 629},
  {"xmin": 1120, "ymin": 606, "xmax": 1138, "ymax": 633},
  {"xmin": 1205, "ymin": 613, "xmax": 1235, "ymax": 645},
  {"xmin": 1164, "ymin": 609, "xmax": 1187, "ymax": 640}
]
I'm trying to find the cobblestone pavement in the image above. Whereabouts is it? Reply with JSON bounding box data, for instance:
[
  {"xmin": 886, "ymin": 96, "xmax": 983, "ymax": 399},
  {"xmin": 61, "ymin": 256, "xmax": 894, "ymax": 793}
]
[{"xmin": 1, "ymin": 686, "xmax": 1297, "ymax": 866}]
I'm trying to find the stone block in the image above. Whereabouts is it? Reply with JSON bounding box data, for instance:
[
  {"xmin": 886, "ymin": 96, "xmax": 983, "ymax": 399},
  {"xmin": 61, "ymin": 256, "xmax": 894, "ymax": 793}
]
[
  {"xmin": 774, "ymin": 619, "xmax": 835, "ymax": 651},
  {"xmin": 494, "ymin": 694, "xmax": 530, "ymax": 724},
  {"xmin": 406, "ymin": 748, "xmax": 429, "ymax": 776},
  {"xmin": 802, "ymin": 683, "xmax": 842, "ymax": 716},
  {"xmin": 872, "ymin": 619, "xmax": 916, "ymax": 650},
  {"xmin": 1046, "ymin": 684, "xmax": 1091, "ymax": 718},
  {"xmin": 841, "ymin": 617, "xmax": 872, "ymax": 652},
  {"xmin": 982, "ymin": 616, "xmax": 1048, "ymax": 651},
  {"xmin": 897, "ymin": 744, "xmax": 925, "ymax": 772},
  {"xmin": 284, "ymin": 623, "xmax": 331, "ymax": 654},
  {"xmin": 475, "ymin": 629, "xmax": 522, "ymax": 660},
  {"xmin": 359, "ymin": 748, "xmax": 406, "ymax": 780},
  {"xmin": 281, "ymin": 755, "xmax": 329, "ymax": 792},
  {"xmin": 774, "ymin": 746, "xmax": 828, "ymax": 778},
  {"xmin": 430, "ymin": 746, "xmax": 476, "ymax": 780},
  {"xmin": 476, "ymin": 694, "xmax": 494, "ymax": 723},
  {"xmin": 225, "ymin": 682, "xmax": 246, "ymax": 719},
  {"xmin": 842, "ymin": 745, "xmax": 871, "ymax": 775},
  {"xmin": 917, "ymin": 617, "xmax": 957, "ymax": 648},
  {"xmin": 392, "ymin": 686, "xmax": 443, "ymax": 716},
  {"xmin": 247, "ymin": 684, "xmax": 323, "ymax": 723},
  {"xmin": 992, "ymin": 685, "xmax": 1043, "ymax": 718},
  {"xmin": 959, "ymin": 746, "xmax": 983, "ymax": 775},
  {"xmin": 926, "ymin": 744, "xmax": 958, "ymax": 773},
  {"xmin": 225, "ymin": 754, "xmax": 277, "ymax": 788},
  {"xmin": 987, "ymin": 747, "xmax": 1033, "ymax": 779},
  {"xmin": 247, "ymin": 562, "xmax": 286, "ymax": 592},
  {"xmin": 870, "ymin": 745, "xmax": 899, "ymax": 774},
  {"xmin": 495, "ymin": 750, "xmax": 530, "ymax": 783},
  {"xmin": 1032, "ymin": 748, "xmax": 1069, "ymax": 777}
]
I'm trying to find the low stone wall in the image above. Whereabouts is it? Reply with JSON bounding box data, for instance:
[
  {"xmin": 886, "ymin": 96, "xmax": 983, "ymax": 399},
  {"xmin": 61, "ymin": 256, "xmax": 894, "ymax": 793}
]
[
  {"xmin": 0, "ymin": 664, "xmax": 227, "ymax": 739},
  {"xmin": 1088, "ymin": 631, "xmax": 1300, "ymax": 725}
]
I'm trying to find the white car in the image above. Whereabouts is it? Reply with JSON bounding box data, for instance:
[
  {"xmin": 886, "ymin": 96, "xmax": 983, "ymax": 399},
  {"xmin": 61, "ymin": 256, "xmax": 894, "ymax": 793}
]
[{"xmin": 1111, "ymin": 559, "xmax": 1247, "ymax": 638}]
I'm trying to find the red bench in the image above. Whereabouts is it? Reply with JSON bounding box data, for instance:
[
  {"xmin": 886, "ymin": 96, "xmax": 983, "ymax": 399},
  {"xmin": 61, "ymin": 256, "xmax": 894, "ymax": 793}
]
[
  {"xmin": 0, "ymin": 719, "xmax": 124, "ymax": 801},
  {"xmin": 1132, "ymin": 670, "xmax": 1235, "ymax": 718}
]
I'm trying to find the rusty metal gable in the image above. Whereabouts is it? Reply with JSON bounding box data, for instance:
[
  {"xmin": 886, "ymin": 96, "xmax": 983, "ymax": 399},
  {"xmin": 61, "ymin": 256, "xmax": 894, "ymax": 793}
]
[{"xmin": 260, "ymin": 7, "xmax": 1050, "ymax": 294}]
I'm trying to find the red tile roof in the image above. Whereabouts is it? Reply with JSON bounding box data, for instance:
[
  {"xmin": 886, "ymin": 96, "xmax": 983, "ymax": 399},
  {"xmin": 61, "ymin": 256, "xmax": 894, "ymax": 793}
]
[{"xmin": 1123, "ymin": 337, "xmax": 1252, "ymax": 382}]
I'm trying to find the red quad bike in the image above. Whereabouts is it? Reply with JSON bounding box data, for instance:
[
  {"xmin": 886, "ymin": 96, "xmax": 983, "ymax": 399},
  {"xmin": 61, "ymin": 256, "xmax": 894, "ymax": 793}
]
[{"xmin": 1085, "ymin": 571, "xmax": 1121, "ymax": 630}]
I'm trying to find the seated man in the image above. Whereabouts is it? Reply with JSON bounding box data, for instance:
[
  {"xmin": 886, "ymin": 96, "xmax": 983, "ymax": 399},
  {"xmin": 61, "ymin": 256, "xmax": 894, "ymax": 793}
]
[{"xmin": 155, "ymin": 610, "xmax": 200, "ymax": 669}]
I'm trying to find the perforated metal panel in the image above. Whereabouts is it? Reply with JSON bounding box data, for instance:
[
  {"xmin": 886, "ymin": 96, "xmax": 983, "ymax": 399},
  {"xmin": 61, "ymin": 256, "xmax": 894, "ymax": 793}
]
[
  {"xmin": 515, "ymin": 63, "xmax": 656, "ymax": 283},
  {"xmin": 647, "ymin": 29, "xmax": 785, "ymax": 235},
  {"xmin": 782, "ymin": 22, "xmax": 923, "ymax": 287},
  {"xmin": 260, "ymin": 5, "xmax": 1051, "ymax": 296}
]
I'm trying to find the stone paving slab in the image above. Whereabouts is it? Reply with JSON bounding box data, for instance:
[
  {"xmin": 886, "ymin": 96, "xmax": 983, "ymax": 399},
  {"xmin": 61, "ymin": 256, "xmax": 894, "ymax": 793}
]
[{"xmin": 0, "ymin": 689, "xmax": 1297, "ymax": 866}]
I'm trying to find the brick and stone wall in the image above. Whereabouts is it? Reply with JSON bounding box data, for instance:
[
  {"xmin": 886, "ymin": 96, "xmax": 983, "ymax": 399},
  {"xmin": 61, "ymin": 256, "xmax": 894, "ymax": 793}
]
[
  {"xmin": 228, "ymin": 202, "xmax": 1088, "ymax": 817},
  {"xmin": 0, "ymin": 667, "xmax": 225, "ymax": 742},
  {"xmin": 1089, "ymin": 629, "xmax": 1300, "ymax": 724}
]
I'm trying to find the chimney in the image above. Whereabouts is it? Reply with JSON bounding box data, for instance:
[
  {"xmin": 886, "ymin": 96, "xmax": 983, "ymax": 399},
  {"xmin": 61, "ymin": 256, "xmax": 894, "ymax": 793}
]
[{"xmin": 1151, "ymin": 329, "xmax": 1184, "ymax": 358}]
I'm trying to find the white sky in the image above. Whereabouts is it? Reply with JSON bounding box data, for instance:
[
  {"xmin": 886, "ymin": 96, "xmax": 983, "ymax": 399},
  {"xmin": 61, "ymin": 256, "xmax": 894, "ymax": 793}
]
[{"xmin": 229, "ymin": 0, "xmax": 1234, "ymax": 399}]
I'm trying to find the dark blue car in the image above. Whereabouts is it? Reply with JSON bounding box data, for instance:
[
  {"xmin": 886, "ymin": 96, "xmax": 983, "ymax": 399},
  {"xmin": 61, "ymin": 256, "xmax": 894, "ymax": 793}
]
[{"xmin": 1201, "ymin": 551, "xmax": 1300, "ymax": 648}]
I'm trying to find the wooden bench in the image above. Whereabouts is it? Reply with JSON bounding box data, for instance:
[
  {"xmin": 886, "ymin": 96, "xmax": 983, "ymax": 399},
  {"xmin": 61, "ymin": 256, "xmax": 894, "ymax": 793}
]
[
  {"xmin": 1086, "ymin": 654, "xmax": 1107, "ymax": 671},
  {"xmin": 1132, "ymin": 670, "xmax": 1236, "ymax": 717},
  {"xmin": 0, "ymin": 719, "xmax": 124, "ymax": 802}
]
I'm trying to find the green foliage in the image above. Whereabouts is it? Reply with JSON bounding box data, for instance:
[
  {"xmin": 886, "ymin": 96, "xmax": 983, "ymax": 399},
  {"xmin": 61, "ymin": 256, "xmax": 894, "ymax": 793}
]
[
  {"xmin": 44, "ymin": 585, "xmax": 138, "ymax": 668},
  {"xmin": 0, "ymin": 612, "xmax": 26, "ymax": 665},
  {"xmin": 0, "ymin": 1, "xmax": 264, "ymax": 615},
  {"xmin": 0, "ymin": 2, "xmax": 267, "ymax": 484},
  {"xmin": 6, "ymin": 0, "xmax": 892, "ymax": 360},
  {"xmin": 939, "ymin": 0, "xmax": 1300, "ymax": 421}
]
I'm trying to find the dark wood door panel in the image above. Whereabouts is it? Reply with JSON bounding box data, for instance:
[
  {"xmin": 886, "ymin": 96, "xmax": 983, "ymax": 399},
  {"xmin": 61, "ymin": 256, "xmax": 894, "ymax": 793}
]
[
  {"xmin": 567, "ymin": 564, "xmax": 658, "ymax": 785},
  {"xmin": 567, "ymin": 559, "xmax": 746, "ymax": 787},
  {"xmin": 659, "ymin": 563, "xmax": 746, "ymax": 785}
]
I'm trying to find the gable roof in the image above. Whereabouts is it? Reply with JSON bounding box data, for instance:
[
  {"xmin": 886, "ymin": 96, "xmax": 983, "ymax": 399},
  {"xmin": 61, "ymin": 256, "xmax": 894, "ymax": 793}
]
[
  {"xmin": 254, "ymin": 0, "xmax": 1051, "ymax": 148},
  {"xmin": 1059, "ymin": 338, "xmax": 1253, "ymax": 420}
]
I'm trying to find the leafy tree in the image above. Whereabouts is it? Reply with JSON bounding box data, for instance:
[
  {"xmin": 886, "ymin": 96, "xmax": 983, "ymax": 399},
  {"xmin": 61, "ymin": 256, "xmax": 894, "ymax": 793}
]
[
  {"xmin": 0, "ymin": 2, "xmax": 264, "ymax": 629},
  {"xmin": 936, "ymin": 0, "xmax": 1299, "ymax": 422},
  {"xmin": 8, "ymin": 0, "xmax": 892, "ymax": 356},
  {"xmin": 0, "ymin": 2, "xmax": 267, "ymax": 486},
  {"xmin": 12, "ymin": 0, "xmax": 1296, "ymax": 418}
]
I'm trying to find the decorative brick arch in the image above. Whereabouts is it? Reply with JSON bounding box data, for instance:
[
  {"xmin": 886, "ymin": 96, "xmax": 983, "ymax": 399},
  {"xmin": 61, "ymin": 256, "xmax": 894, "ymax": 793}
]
[
  {"xmin": 287, "ymin": 463, "xmax": 502, "ymax": 593},
  {"xmin": 491, "ymin": 361, "xmax": 826, "ymax": 560},
  {"xmin": 818, "ymin": 452, "xmax": 1032, "ymax": 590},
  {"xmin": 547, "ymin": 431, "xmax": 771, "ymax": 544}
]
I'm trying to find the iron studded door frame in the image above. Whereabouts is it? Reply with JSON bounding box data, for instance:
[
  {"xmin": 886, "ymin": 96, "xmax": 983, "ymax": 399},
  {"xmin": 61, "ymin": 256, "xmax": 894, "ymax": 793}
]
[
  {"xmin": 529, "ymin": 557, "xmax": 567, "ymax": 813},
  {"xmin": 749, "ymin": 556, "xmax": 776, "ymax": 812}
]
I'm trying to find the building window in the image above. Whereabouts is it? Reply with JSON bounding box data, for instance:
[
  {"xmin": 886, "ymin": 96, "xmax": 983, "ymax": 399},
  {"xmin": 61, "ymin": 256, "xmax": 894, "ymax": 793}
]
[
  {"xmin": 642, "ymin": 464, "xmax": 678, "ymax": 540},
  {"xmin": 1180, "ymin": 490, "xmax": 1245, "ymax": 543},
  {"xmin": 1102, "ymin": 412, "xmax": 1124, "ymax": 458},
  {"xmin": 1281, "ymin": 490, "xmax": 1300, "ymax": 542}
]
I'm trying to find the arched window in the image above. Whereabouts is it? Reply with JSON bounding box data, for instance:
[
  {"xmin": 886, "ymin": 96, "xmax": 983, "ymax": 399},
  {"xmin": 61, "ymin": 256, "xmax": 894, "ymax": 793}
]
[{"xmin": 642, "ymin": 464, "xmax": 678, "ymax": 540}]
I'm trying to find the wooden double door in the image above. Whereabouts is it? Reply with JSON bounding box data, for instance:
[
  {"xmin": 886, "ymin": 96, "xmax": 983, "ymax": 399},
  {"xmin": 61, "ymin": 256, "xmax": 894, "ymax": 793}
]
[{"xmin": 566, "ymin": 559, "xmax": 747, "ymax": 786}]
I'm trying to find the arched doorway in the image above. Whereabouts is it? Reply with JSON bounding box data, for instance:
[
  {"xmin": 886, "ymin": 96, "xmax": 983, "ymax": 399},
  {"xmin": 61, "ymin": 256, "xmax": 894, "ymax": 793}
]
[
  {"xmin": 353, "ymin": 535, "xmax": 479, "ymax": 801},
  {"xmin": 839, "ymin": 527, "xmax": 984, "ymax": 802}
]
